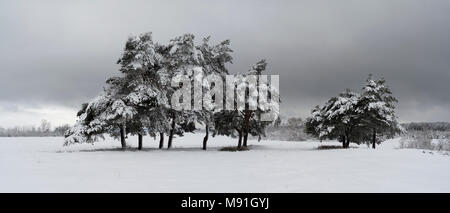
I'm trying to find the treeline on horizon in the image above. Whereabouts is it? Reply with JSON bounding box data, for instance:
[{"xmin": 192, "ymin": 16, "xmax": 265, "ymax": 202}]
[
  {"xmin": 2, "ymin": 119, "xmax": 450, "ymax": 138},
  {"xmin": 401, "ymin": 122, "xmax": 450, "ymax": 132},
  {"xmin": 0, "ymin": 120, "xmax": 70, "ymax": 137},
  {"xmin": 263, "ymin": 119, "xmax": 450, "ymax": 142}
]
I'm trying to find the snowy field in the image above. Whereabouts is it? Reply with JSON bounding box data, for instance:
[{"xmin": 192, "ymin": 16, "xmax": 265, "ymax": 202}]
[{"xmin": 1, "ymin": 134, "xmax": 449, "ymax": 192}]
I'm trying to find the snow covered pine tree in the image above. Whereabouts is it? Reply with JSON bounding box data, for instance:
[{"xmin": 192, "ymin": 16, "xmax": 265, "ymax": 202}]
[
  {"xmin": 196, "ymin": 36, "xmax": 233, "ymax": 150},
  {"xmin": 359, "ymin": 75, "xmax": 405, "ymax": 148},
  {"xmin": 65, "ymin": 33, "xmax": 167, "ymax": 149},
  {"xmin": 305, "ymin": 74, "xmax": 403, "ymax": 148},
  {"xmin": 214, "ymin": 60, "xmax": 280, "ymax": 149},
  {"xmin": 305, "ymin": 89, "xmax": 361, "ymax": 148}
]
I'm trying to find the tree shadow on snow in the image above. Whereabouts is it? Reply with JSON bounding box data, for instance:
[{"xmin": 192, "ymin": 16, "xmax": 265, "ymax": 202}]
[
  {"xmin": 63, "ymin": 146, "xmax": 246, "ymax": 153},
  {"xmin": 316, "ymin": 145, "xmax": 359, "ymax": 150},
  {"xmin": 58, "ymin": 143, "xmax": 358, "ymax": 153}
]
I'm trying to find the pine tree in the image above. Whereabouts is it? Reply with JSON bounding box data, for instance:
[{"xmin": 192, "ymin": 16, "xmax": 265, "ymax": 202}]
[
  {"xmin": 116, "ymin": 32, "xmax": 169, "ymax": 150},
  {"xmin": 242, "ymin": 60, "xmax": 279, "ymax": 147},
  {"xmin": 213, "ymin": 110, "xmax": 244, "ymax": 148},
  {"xmin": 64, "ymin": 90, "xmax": 136, "ymax": 149},
  {"xmin": 64, "ymin": 99, "xmax": 107, "ymax": 146},
  {"xmin": 162, "ymin": 34, "xmax": 199, "ymax": 149},
  {"xmin": 196, "ymin": 37, "xmax": 233, "ymax": 150},
  {"xmin": 359, "ymin": 75, "xmax": 404, "ymax": 149},
  {"xmin": 214, "ymin": 60, "xmax": 279, "ymax": 148},
  {"xmin": 305, "ymin": 74, "xmax": 404, "ymax": 148},
  {"xmin": 305, "ymin": 89, "xmax": 361, "ymax": 148},
  {"xmin": 65, "ymin": 33, "xmax": 165, "ymax": 149}
]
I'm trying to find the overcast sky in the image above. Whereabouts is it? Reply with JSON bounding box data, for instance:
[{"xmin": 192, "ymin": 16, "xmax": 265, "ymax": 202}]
[{"xmin": 1, "ymin": 0, "xmax": 450, "ymax": 127}]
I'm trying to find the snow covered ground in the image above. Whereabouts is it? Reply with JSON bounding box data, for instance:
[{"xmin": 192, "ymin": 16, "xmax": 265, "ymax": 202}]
[{"xmin": 1, "ymin": 134, "xmax": 449, "ymax": 192}]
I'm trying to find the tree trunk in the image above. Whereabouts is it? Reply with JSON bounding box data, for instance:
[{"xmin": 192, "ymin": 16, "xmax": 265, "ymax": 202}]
[
  {"xmin": 372, "ymin": 128, "xmax": 376, "ymax": 149},
  {"xmin": 242, "ymin": 111, "xmax": 251, "ymax": 147},
  {"xmin": 343, "ymin": 133, "xmax": 351, "ymax": 148},
  {"xmin": 202, "ymin": 126, "xmax": 209, "ymax": 150},
  {"xmin": 120, "ymin": 125, "xmax": 126, "ymax": 149},
  {"xmin": 159, "ymin": 133, "xmax": 164, "ymax": 149},
  {"xmin": 237, "ymin": 130, "xmax": 243, "ymax": 149},
  {"xmin": 167, "ymin": 113, "xmax": 176, "ymax": 149},
  {"xmin": 243, "ymin": 132, "xmax": 248, "ymax": 147},
  {"xmin": 138, "ymin": 134, "xmax": 143, "ymax": 150},
  {"xmin": 342, "ymin": 136, "xmax": 346, "ymax": 148}
]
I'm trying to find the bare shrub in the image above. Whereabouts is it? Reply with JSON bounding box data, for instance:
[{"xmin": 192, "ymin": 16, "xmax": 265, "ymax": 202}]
[{"xmin": 400, "ymin": 130, "xmax": 450, "ymax": 151}]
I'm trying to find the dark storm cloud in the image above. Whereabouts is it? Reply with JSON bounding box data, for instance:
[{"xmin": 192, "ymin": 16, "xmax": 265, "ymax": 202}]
[{"xmin": 1, "ymin": 0, "xmax": 450, "ymax": 125}]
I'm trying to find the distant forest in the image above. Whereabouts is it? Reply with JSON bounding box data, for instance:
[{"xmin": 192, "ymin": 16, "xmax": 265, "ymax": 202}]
[
  {"xmin": 0, "ymin": 120, "xmax": 70, "ymax": 137},
  {"xmin": 1, "ymin": 118, "xmax": 450, "ymax": 138},
  {"xmin": 262, "ymin": 119, "xmax": 450, "ymax": 142},
  {"xmin": 401, "ymin": 122, "xmax": 450, "ymax": 131}
]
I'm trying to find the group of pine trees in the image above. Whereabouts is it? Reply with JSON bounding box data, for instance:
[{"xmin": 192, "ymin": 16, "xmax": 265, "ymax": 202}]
[
  {"xmin": 305, "ymin": 75, "xmax": 405, "ymax": 149},
  {"xmin": 64, "ymin": 32, "xmax": 278, "ymax": 150},
  {"xmin": 64, "ymin": 32, "xmax": 403, "ymax": 150}
]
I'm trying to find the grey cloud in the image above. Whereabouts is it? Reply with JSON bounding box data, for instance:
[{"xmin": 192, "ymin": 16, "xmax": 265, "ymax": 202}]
[{"xmin": 0, "ymin": 0, "xmax": 450, "ymax": 125}]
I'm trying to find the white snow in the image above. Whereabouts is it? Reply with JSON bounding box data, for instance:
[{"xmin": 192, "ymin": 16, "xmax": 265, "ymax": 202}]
[{"xmin": 1, "ymin": 135, "xmax": 449, "ymax": 192}]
